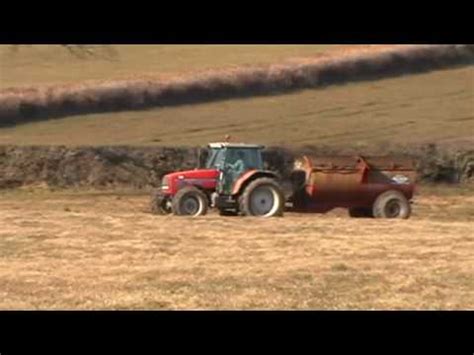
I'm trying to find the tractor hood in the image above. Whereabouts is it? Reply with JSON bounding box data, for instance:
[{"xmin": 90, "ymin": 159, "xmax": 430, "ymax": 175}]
[
  {"xmin": 164, "ymin": 168, "xmax": 220, "ymax": 180},
  {"xmin": 161, "ymin": 168, "xmax": 220, "ymax": 193}
]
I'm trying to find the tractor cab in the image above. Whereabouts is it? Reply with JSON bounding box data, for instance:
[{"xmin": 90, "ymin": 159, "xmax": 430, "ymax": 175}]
[{"xmin": 205, "ymin": 143, "xmax": 265, "ymax": 194}]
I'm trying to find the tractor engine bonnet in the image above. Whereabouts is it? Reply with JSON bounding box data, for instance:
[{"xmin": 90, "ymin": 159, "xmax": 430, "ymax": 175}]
[{"xmin": 162, "ymin": 168, "xmax": 219, "ymax": 194}]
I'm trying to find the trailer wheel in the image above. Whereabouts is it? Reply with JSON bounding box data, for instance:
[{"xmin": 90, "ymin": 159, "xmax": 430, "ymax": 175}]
[
  {"xmin": 373, "ymin": 190, "xmax": 411, "ymax": 219},
  {"xmin": 239, "ymin": 177, "xmax": 284, "ymax": 217},
  {"xmin": 150, "ymin": 189, "xmax": 172, "ymax": 215},
  {"xmin": 172, "ymin": 186, "xmax": 208, "ymax": 216},
  {"xmin": 348, "ymin": 207, "xmax": 374, "ymax": 218}
]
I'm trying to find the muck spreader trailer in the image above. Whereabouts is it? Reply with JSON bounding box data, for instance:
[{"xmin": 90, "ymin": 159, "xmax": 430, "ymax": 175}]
[{"xmin": 150, "ymin": 142, "xmax": 416, "ymax": 218}]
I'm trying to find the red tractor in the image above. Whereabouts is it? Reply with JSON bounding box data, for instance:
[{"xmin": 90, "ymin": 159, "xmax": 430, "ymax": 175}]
[{"xmin": 150, "ymin": 142, "xmax": 285, "ymax": 217}]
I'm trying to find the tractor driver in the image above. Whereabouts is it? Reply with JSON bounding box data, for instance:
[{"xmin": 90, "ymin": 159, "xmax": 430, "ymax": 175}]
[{"xmin": 227, "ymin": 150, "xmax": 246, "ymax": 180}]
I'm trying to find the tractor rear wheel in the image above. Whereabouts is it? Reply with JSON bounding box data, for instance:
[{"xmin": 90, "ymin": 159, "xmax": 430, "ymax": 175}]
[
  {"xmin": 239, "ymin": 177, "xmax": 284, "ymax": 217},
  {"xmin": 150, "ymin": 189, "xmax": 172, "ymax": 215},
  {"xmin": 172, "ymin": 186, "xmax": 208, "ymax": 216},
  {"xmin": 373, "ymin": 190, "xmax": 411, "ymax": 219},
  {"xmin": 348, "ymin": 207, "xmax": 374, "ymax": 218}
]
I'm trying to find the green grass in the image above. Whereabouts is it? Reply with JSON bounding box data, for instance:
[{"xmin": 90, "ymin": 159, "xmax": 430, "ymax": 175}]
[
  {"xmin": 0, "ymin": 66, "xmax": 472, "ymax": 148},
  {"xmin": 0, "ymin": 45, "xmax": 343, "ymax": 88}
]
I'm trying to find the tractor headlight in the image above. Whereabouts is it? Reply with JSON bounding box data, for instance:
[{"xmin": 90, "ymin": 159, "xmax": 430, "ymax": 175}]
[{"xmin": 161, "ymin": 176, "xmax": 169, "ymax": 190}]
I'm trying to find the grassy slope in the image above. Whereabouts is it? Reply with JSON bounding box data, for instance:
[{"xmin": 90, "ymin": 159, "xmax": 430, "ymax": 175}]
[
  {"xmin": 0, "ymin": 45, "xmax": 345, "ymax": 88},
  {"xmin": 0, "ymin": 66, "xmax": 472, "ymax": 148}
]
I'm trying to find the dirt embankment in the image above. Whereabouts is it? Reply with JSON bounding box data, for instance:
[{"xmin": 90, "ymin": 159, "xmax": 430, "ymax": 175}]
[
  {"xmin": 0, "ymin": 144, "xmax": 472, "ymax": 189},
  {"xmin": 0, "ymin": 45, "xmax": 473, "ymax": 126}
]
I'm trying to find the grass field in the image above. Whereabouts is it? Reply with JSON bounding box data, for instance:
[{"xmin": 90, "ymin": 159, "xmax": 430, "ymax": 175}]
[
  {"xmin": 0, "ymin": 46, "xmax": 472, "ymax": 310},
  {"xmin": 0, "ymin": 45, "xmax": 350, "ymax": 88},
  {"xmin": 1, "ymin": 66, "xmax": 472, "ymax": 148},
  {"xmin": 0, "ymin": 184, "xmax": 472, "ymax": 309}
]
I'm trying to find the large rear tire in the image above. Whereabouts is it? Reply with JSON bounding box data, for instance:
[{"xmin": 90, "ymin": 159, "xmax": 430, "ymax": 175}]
[
  {"xmin": 373, "ymin": 190, "xmax": 411, "ymax": 219},
  {"xmin": 239, "ymin": 177, "xmax": 284, "ymax": 217},
  {"xmin": 172, "ymin": 186, "xmax": 208, "ymax": 216}
]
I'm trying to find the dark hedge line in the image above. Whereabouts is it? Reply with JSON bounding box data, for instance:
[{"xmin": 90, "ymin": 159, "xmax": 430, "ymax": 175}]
[{"xmin": 0, "ymin": 144, "xmax": 472, "ymax": 189}]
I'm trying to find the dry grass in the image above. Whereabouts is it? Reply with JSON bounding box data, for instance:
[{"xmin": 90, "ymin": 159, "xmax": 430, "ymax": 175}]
[
  {"xmin": 1, "ymin": 45, "xmax": 471, "ymax": 125},
  {"xmin": 1, "ymin": 65, "xmax": 472, "ymax": 148},
  {"xmin": 0, "ymin": 45, "xmax": 346, "ymax": 88},
  {"xmin": 0, "ymin": 184, "xmax": 472, "ymax": 309}
]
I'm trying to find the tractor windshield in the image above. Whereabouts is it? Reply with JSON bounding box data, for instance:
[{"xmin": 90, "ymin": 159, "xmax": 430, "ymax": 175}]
[{"xmin": 205, "ymin": 148, "xmax": 226, "ymax": 169}]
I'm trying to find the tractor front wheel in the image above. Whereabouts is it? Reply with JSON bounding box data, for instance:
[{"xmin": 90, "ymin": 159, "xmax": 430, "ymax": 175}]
[
  {"xmin": 239, "ymin": 178, "xmax": 284, "ymax": 217},
  {"xmin": 172, "ymin": 186, "xmax": 208, "ymax": 216}
]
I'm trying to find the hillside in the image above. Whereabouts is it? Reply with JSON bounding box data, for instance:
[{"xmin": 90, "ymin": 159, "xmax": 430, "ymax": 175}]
[
  {"xmin": 0, "ymin": 66, "xmax": 472, "ymax": 148},
  {"xmin": 0, "ymin": 45, "xmax": 346, "ymax": 88},
  {"xmin": 1, "ymin": 45, "xmax": 471, "ymax": 127}
]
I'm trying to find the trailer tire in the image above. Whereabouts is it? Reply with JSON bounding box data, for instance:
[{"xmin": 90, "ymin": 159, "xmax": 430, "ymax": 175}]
[
  {"xmin": 348, "ymin": 207, "xmax": 374, "ymax": 218},
  {"xmin": 172, "ymin": 186, "xmax": 208, "ymax": 216},
  {"xmin": 239, "ymin": 177, "xmax": 284, "ymax": 217},
  {"xmin": 373, "ymin": 190, "xmax": 411, "ymax": 219}
]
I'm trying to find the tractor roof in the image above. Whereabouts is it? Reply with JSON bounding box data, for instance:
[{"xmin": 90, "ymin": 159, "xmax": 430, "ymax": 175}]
[{"xmin": 208, "ymin": 142, "xmax": 265, "ymax": 149}]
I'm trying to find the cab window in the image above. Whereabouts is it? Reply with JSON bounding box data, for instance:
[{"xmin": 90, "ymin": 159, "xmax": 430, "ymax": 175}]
[
  {"xmin": 226, "ymin": 148, "xmax": 262, "ymax": 170},
  {"xmin": 206, "ymin": 148, "xmax": 226, "ymax": 169}
]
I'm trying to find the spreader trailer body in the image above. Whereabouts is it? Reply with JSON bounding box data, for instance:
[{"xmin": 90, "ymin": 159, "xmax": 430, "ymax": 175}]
[
  {"xmin": 289, "ymin": 155, "xmax": 416, "ymax": 218},
  {"xmin": 150, "ymin": 142, "xmax": 417, "ymax": 218}
]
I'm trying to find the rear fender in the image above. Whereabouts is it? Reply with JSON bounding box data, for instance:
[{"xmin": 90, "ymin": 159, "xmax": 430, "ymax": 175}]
[{"xmin": 231, "ymin": 170, "xmax": 279, "ymax": 195}]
